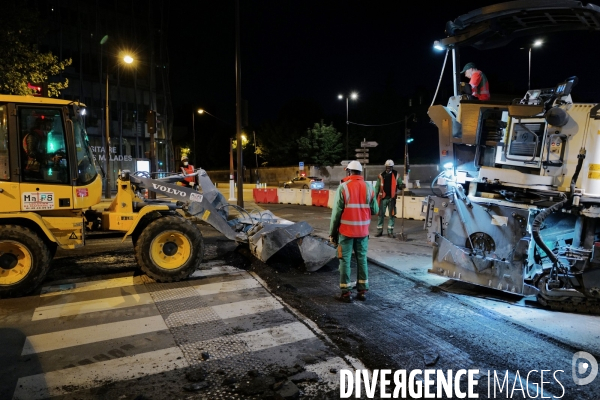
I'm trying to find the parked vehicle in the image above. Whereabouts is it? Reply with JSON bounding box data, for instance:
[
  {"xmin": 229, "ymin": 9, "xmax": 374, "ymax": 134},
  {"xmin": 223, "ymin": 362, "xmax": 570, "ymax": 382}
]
[{"xmin": 283, "ymin": 176, "xmax": 324, "ymax": 189}]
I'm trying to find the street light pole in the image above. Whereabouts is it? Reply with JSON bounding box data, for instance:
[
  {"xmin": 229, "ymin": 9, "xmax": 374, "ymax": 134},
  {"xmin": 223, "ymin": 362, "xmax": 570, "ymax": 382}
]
[
  {"xmin": 345, "ymin": 97, "xmax": 349, "ymax": 160},
  {"xmin": 192, "ymin": 110, "xmax": 196, "ymax": 166},
  {"xmin": 399, "ymin": 113, "xmax": 416, "ymax": 242},
  {"xmin": 528, "ymin": 47, "xmax": 532, "ymax": 91},
  {"xmin": 528, "ymin": 39, "xmax": 543, "ymax": 91},
  {"xmin": 101, "ymin": 50, "xmax": 133, "ymax": 200},
  {"xmin": 229, "ymin": 138, "xmax": 236, "ymax": 201},
  {"xmin": 105, "ymin": 71, "xmax": 111, "ymax": 199},
  {"xmin": 253, "ymin": 130, "xmax": 259, "ymax": 185},
  {"xmin": 338, "ymin": 92, "xmax": 358, "ymax": 160}
]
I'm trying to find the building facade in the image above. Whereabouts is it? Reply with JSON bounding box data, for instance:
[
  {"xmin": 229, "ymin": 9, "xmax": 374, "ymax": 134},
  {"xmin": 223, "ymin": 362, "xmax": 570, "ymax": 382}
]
[{"xmin": 38, "ymin": 0, "xmax": 173, "ymax": 189}]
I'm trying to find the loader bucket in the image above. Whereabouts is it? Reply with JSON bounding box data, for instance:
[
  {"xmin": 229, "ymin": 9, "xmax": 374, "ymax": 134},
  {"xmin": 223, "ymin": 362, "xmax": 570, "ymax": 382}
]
[
  {"xmin": 296, "ymin": 234, "xmax": 337, "ymax": 272},
  {"xmin": 247, "ymin": 221, "xmax": 336, "ymax": 271}
]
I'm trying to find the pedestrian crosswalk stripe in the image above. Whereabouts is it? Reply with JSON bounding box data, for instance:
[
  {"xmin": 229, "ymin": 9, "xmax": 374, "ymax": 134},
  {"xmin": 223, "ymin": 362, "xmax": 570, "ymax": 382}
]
[
  {"xmin": 40, "ymin": 276, "xmax": 144, "ymax": 297},
  {"xmin": 164, "ymin": 297, "xmax": 283, "ymax": 328},
  {"xmin": 38, "ymin": 265, "xmax": 245, "ymax": 298},
  {"xmin": 21, "ymin": 315, "xmax": 168, "ymax": 355},
  {"xmin": 12, "ymin": 347, "xmax": 188, "ymax": 400},
  {"xmin": 212, "ymin": 297, "xmax": 283, "ymax": 320},
  {"xmin": 31, "ymin": 278, "xmax": 261, "ymax": 322},
  {"xmin": 31, "ymin": 292, "xmax": 155, "ymax": 321},
  {"xmin": 190, "ymin": 265, "xmax": 242, "ymax": 278},
  {"xmin": 191, "ymin": 277, "xmax": 261, "ymax": 295},
  {"xmin": 181, "ymin": 321, "xmax": 316, "ymax": 362},
  {"xmin": 239, "ymin": 321, "xmax": 315, "ymax": 352}
]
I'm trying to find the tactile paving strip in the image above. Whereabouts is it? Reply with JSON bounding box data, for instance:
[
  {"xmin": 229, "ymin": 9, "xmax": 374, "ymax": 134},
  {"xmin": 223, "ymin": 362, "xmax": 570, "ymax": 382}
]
[
  {"xmin": 165, "ymin": 306, "xmax": 220, "ymax": 328},
  {"xmin": 181, "ymin": 336, "xmax": 248, "ymax": 365},
  {"xmin": 153, "ymin": 291, "xmax": 211, "ymax": 316}
]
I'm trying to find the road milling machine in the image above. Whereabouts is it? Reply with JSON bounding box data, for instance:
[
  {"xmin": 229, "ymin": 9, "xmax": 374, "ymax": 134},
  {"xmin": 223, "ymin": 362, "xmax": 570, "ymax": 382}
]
[
  {"xmin": 0, "ymin": 95, "xmax": 335, "ymax": 297},
  {"xmin": 424, "ymin": 0, "xmax": 600, "ymax": 312}
]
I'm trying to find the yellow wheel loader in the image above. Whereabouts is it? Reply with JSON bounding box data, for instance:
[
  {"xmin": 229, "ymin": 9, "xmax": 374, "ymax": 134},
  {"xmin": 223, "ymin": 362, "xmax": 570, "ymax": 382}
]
[{"xmin": 0, "ymin": 95, "xmax": 334, "ymax": 298}]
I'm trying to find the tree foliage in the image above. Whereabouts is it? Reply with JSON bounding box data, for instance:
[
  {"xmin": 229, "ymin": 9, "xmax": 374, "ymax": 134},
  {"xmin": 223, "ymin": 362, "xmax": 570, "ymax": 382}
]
[
  {"xmin": 0, "ymin": 3, "xmax": 71, "ymax": 97},
  {"xmin": 297, "ymin": 121, "xmax": 343, "ymax": 166},
  {"xmin": 256, "ymin": 119, "xmax": 304, "ymax": 166}
]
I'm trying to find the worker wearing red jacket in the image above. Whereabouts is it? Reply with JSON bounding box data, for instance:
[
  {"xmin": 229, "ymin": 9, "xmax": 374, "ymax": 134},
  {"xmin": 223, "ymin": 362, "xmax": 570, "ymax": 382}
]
[
  {"xmin": 180, "ymin": 156, "xmax": 195, "ymax": 187},
  {"xmin": 461, "ymin": 62, "xmax": 490, "ymax": 101}
]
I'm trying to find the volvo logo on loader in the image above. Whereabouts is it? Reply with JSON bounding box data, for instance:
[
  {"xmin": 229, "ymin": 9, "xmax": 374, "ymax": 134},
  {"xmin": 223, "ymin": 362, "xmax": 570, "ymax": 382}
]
[{"xmin": 151, "ymin": 183, "xmax": 187, "ymax": 197}]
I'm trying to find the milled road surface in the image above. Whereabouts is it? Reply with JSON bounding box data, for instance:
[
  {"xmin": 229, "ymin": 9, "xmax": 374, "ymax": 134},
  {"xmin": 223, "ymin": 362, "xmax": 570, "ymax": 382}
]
[{"xmin": 246, "ymin": 250, "xmax": 599, "ymax": 399}]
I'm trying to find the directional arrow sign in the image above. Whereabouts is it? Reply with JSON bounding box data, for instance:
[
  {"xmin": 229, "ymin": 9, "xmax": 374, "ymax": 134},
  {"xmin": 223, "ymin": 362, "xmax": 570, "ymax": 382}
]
[
  {"xmin": 356, "ymin": 153, "xmax": 368, "ymax": 158},
  {"xmin": 355, "ymin": 148, "xmax": 369, "ymax": 152},
  {"xmin": 361, "ymin": 141, "xmax": 378, "ymax": 148}
]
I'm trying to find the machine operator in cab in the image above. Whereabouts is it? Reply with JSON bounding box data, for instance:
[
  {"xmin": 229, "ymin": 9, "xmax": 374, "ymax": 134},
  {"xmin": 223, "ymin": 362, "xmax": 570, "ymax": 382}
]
[
  {"xmin": 179, "ymin": 155, "xmax": 196, "ymax": 188},
  {"xmin": 461, "ymin": 62, "xmax": 490, "ymax": 101},
  {"xmin": 23, "ymin": 117, "xmax": 64, "ymax": 180}
]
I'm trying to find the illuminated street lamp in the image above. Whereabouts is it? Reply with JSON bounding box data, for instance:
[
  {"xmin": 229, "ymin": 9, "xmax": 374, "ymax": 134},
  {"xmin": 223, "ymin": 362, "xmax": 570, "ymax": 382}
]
[{"xmin": 338, "ymin": 92, "xmax": 358, "ymax": 159}]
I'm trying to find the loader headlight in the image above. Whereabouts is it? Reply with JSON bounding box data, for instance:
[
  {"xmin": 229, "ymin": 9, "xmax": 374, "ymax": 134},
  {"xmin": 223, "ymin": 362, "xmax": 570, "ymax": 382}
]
[{"xmin": 443, "ymin": 162, "xmax": 454, "ymax": 170}]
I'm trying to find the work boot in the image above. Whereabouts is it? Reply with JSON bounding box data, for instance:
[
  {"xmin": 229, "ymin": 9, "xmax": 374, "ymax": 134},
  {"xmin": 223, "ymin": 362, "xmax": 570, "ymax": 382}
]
[
  {"xmin": 375, "ymin": 230, "xmax": 383, "ymax": 237},
  {"xmin": 336, "ymin": 292, "xmax": 353, "ymax": 303},
  {"xmin": 357, "ymin": 291, "xmax": 367, "ymax": 301},
  {"xmin": 387, "ymin": 231, "xmax": 394, "ymax": 238}
]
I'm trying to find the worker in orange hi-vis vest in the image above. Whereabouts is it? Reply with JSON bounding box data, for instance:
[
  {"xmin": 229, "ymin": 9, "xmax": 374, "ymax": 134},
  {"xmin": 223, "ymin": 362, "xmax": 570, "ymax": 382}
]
[
  {"xmin": 329, "ymin": 160, "xmax": 378, "ymax": 303},
  {"xmin": 374, "ymin": 159, "xmax": 403, "ymax": 238},
  {"xmin": 179, "ymin": 156, "xmax": 196, "ymax": 187}
]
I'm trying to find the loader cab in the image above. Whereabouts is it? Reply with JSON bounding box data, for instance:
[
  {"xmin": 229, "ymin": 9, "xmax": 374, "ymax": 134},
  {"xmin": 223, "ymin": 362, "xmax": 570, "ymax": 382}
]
[{"xmin": 0, "ymin": 96, "xmax": 102, "ymax": 214}]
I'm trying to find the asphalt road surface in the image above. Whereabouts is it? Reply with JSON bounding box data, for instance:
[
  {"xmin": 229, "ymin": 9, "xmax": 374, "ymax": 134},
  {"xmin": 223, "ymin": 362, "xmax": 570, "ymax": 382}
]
[{"xmin": 1, "ymin": 208, "xmax": 599, "ymax": 399}]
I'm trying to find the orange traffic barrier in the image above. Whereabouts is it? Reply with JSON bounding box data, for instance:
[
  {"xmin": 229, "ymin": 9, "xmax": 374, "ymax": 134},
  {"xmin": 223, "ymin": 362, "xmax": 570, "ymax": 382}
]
[
  {"xmin": 311, "ymin": 189, "xmax": 329, "ymax": 207},
  {"xmin": 253, "ymin": 188, "xmax": 278, "ymax": 204}
]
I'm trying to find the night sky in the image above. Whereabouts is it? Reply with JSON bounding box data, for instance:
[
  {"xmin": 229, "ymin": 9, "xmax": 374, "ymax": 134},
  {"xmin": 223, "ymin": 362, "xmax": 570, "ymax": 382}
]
[{"xmin": 167, "ymin": 0, "xmax": 600, "ymax": 165}]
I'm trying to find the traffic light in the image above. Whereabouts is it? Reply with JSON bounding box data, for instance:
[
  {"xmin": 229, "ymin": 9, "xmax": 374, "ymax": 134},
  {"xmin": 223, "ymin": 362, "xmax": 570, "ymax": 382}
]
[
  {"xmin": 147, "ymin": 110, "xmax": 156, "ymax": 134},
  {"xmin": 406, "ymin": 134, "xmax": 414, "ymax": 143},
  {"xmin": 28, "ymin": 82, "xmax": 48, "ymax": 97}
]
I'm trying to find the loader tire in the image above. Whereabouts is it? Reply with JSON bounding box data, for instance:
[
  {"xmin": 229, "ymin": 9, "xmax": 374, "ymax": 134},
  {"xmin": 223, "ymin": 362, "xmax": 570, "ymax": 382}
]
[
  {"xmin": 0, "ymin": 225, "xmax": 51, "ymax": 298},
  {"xmin": 134, "ymin": 215, "xmax": 204, "ymax": 282}
]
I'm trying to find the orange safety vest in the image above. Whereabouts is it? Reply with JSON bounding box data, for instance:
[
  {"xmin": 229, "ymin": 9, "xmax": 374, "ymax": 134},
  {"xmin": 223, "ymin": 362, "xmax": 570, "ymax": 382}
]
[
  {"xmin": 182, "ymin": 164, "xmax": 195, "ymax": 183},
  {"xmin": 339, "ymin": 175, "xmax": 375, "ymax": 238}
]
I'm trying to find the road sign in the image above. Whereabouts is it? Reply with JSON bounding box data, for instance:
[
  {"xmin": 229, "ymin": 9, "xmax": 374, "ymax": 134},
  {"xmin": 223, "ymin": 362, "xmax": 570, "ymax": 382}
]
[
  {"xmin": 361, "ymin": 141, "xmax": 378, "ymax": 148},
  {"xmin": 356, "ymin": 153, "xmax": 368, "ymax": 158},
  {"xmin": 358, "ymin": 158, "xmax": 369, "ymax": 164},
  {"xmin": 355, "ymin": 148, "xmax": 369, "ymax": 152},
  {"xmin": 341, "ymin": 160, "xmax": 350, "ymax": 166},
  {"xmin": 299, "ymin": 161, "xmax": 304, "ymax": 170}
]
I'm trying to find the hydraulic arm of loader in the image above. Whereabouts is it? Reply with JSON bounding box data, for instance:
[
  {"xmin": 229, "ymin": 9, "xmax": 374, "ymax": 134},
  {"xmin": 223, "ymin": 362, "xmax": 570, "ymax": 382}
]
[{"xmin": 129, "ymin": 169, "xmax": 336, "ymax": 270}]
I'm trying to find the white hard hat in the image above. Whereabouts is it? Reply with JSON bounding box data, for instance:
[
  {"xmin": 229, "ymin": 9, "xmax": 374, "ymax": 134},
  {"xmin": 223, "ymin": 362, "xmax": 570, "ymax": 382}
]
[
  {"xmin": 346, "ymin": 160, "xmax": 363, "ymax": 172},
  {"xmin": 385, "ymin": 159, "xmax": 394, "ymax": 167}
]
